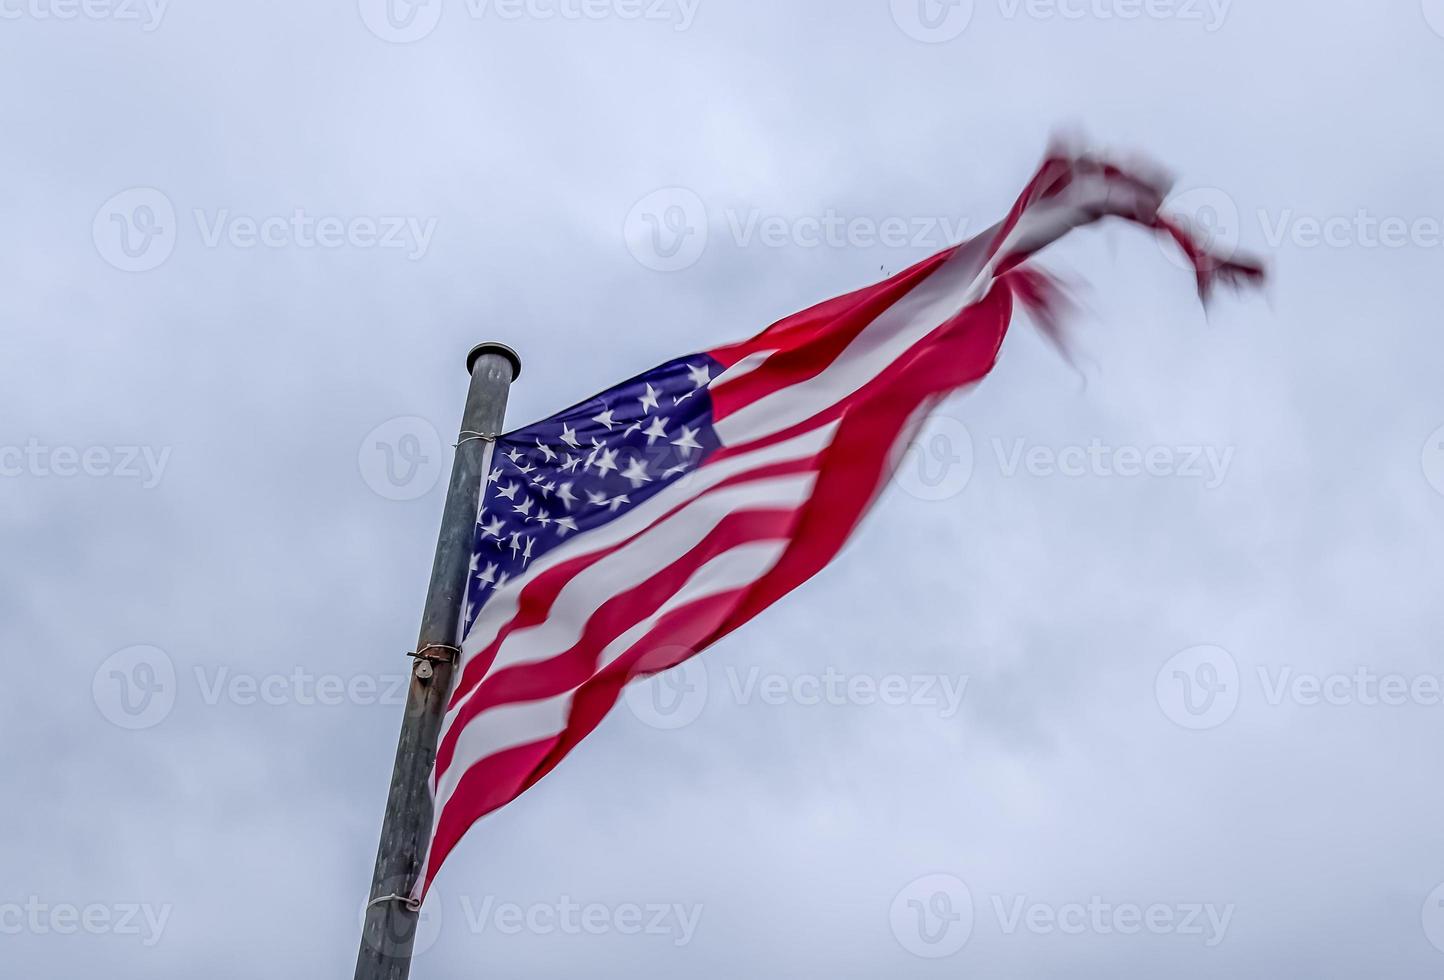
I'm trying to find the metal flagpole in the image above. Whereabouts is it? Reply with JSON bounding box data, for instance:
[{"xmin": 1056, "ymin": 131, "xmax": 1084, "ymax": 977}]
[{"xmin": 355, "ymin": 342, "xmax": 522, "ymax": 980}]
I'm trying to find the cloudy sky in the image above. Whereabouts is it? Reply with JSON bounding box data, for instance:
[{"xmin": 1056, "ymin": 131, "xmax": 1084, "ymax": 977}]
[{"xmin": 4, "ymin": 0, "xmax": 1444, "ymax": 976}]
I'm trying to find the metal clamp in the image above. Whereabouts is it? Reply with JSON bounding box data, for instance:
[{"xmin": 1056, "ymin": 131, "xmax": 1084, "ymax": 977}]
[
  {"xmin": 367, "ymin": 893, "xmax": 423, "ymax": 914},
  {"xmin": 455, "ymin": 430, "xmax": 498, "ymax": 448},
  {"xmin": 408, "ymin": 644, "xmax": 460, "ymax": 664}
]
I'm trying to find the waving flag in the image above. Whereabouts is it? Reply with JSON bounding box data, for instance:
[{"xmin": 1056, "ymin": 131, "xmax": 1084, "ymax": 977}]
[{"xmin": 416, "ymin": 148, "xmax": 1264, "ymax": 899}]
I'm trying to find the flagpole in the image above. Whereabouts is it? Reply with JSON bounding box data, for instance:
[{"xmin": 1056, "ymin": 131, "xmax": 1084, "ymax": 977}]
[{"xmin": 355, "ymin": 342, "xmax": 521, "ymax": 980}]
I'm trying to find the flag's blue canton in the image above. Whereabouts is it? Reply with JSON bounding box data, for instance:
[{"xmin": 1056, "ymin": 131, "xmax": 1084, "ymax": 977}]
[{"xmin": 462, "ymin": 354, "xmax": 724, "ymax": 637}]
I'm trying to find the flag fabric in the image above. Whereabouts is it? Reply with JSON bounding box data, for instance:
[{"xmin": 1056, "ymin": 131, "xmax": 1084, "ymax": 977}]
[{"xmin": 415, "ymin": 147, "xmax": 1264, "ymax": 900}]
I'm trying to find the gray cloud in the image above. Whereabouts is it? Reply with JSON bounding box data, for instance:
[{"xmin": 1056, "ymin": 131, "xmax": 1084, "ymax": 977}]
[{"xmin": 3, "ymin": 1, "xmax": 1444, "ymax": 976}]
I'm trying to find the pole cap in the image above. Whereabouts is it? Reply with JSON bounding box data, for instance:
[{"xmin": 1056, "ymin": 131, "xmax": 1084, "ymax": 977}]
[{"xmin": 467, "ymin": 342, "xmax": 522, "ymax": 380}]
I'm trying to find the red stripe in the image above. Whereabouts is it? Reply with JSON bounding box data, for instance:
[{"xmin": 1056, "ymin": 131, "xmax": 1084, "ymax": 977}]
[
  {"xmin": 426, "ymin": 737, "xmax": 560, "ymax": 890},
  {"xmin": 448, "ymin": 454, "xmax": 822, "ymax": 709},
  {"xmin": 708, "ymin": 159, "xmax": 1151, "ymax": 423},
  {"xmin": 706, "ymin": 284, "xmax": 1004, "ymax": 468},
  {"xmin": 708, "ymin": 247, "xmax": 957, "ymax": 423},
  {"xmin": 723, "ymin": 284, "xmax": 1013, "ymax": 630},
  {"xmin": 426, "ymin": 587, "xmax": 751, "ymax": 896},
  {"xmin": 706, "ymin": 246, "xmax": 956, "ymax": 372},
  {"xmin": 434, "ymin": 507, "xmax": 799, "ymax": 783}
]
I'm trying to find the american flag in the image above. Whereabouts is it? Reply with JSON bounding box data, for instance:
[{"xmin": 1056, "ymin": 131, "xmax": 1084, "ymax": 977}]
[{"xmin": 416, "ymin": 147, "xmax": 1264, "ymax": 899}]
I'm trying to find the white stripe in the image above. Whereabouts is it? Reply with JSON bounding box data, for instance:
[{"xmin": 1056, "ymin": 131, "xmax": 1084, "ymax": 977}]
[
  {"xmin": 709, "ymin": 347, "xmax": 778, "ymax": 394},
  {"xmin": 589, "ymin": 540, "xmax": 785, "ymax": 672},
  {"xmin": 454, "ymin": 420, "xmax": 839, "ymax": 673},
  {"xmin": 482, "ymin": 473, "xmax": 814, "ymax": 679},
  {"xmin": 433, "ymin": 539, "xmax": 788, "ymax": 812},
  {"xmin": 714, "ymin": 171, "xmax": 1148, "ymax": 448},
  {"xmin": 713, "ymin": 228, "xmax": 999, "ymax": 446},
  {"xmin": 444, "ymin": 471, "xmax": 816, "ymax": 734},
  {"xmin": 998, "ymin": 170, "xmax": 1157, "ymax": 260},
  {"xmin": 440, "ymin": 695, "xmax": 570, "ymax": 792}
]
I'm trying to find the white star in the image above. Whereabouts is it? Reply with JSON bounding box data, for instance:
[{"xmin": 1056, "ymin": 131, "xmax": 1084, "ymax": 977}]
[
  {"xmin": 515, "ymin": 461, "xmax": 536, "ymax": 476},
  {"xmin": 623, "ymin": 420, "xmax": 643, "ymax": 439},
  {"xmin": 496, "ymin": 481, "xmax": 519, "ymax": 501},
  {"xmin": 643, "ymin": 416, "xmax": 670, "ymax": 446},
  {"xmin": 607, "ymin": 494, "xmax": 631, "ymax": 513},
  {"xmin": 531, "ymin": 508, "xmax": 552, "ymax": 529},
  {"xmin": 555, "ymin": 482, "xmax": 578, "ymax": 510},
  {"xmin": 687, "ymin": 363, "xmax": 712, "ymax": 388},
  {"xmin": 560, "ymin": 424, "xmax": 581, "ymax": 449},
  {"xmin": 585, "ymin": 490, "xmax": 608, "ymax": 508},
  {"xmin": 477, "ymin": 562, "xmax": 498, "ymax": 586},
  {"xmin": 533, "ymin": 478, "xmax": 555, "ymax": 498},
  {"xmin": 509, "ymin": 533, "xmax": 523, "ymax": 559},
  {"xmin": 505, "ymin": 447, "xmax": 525, "ymax": 465},
  {"xmin": 671, "ymin": 425, "xmax": 703, "ymax": 457},
  {"xmin": 592, "ymin": 409, "xmax": 618, "ymax": 430},
  {"xmin": 479, "ymin": 515, "xmax": 505, "ymax": 540},
  {"xmin": 592, "ymin": 447, "xmax": 619, "ymax": 477},
  {"xmin": 513, "ymin": 496, "xmax": 535, "ymax": 518},
  {"xmin": 620, "ymin": 456, "xmax": 652, "ymax": 488},
  {"xmin": 639, "ymin": 383, "xmax": 661, "ymax": 414},
  {"xmin": 555, "ymin": 517, "xmax": 578, "ymax": 537},
  {"xmin": 522, "ymin": 536, "xmax": 536, "ymax": 565},
  {"xmin": 468, "ymin": 551, "xmax": 480, "ymax": 573},
  {"xmin": 535, "ymin": 439, "xmax": 557, "ymax": 463},
  {"xmin": 560, "ymin": 454, "xmax": 580, "ymax": 473},
  {"xmin": 487, "ymin": 467, "xmax": 503, "ymax": 485}
]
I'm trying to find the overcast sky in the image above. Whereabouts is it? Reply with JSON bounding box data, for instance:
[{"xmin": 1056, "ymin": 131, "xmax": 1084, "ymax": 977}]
[{"xmin": 4, "ymin": 1, "xmax": 1444, "ymax": 976}]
